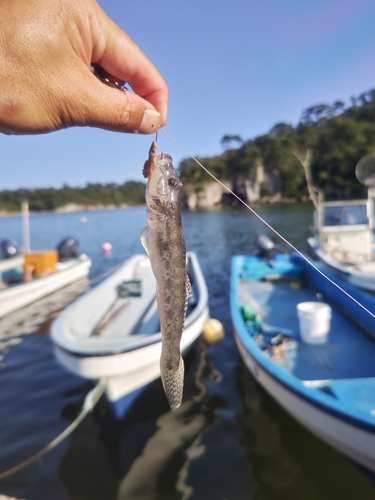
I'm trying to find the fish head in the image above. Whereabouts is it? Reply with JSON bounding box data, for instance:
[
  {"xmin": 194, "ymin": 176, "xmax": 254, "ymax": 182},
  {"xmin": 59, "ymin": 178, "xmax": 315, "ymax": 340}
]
[{"xmin": 143, "ymin": 141, "xmax": 183, "ymax": 214}]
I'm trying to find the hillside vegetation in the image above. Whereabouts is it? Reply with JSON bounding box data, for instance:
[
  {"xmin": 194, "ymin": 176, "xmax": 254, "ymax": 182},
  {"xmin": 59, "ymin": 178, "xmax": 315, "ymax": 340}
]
[
  {"xmin": 179, "ymin": 89, "xmax": 375, "ymax": 201},
  {"xmin": 0, "ymin": 181, "xmax": 145, "ymax": 213},
  {"xmin": 1, "ymin": 89, "xmax": 375, "ymax": 212}
]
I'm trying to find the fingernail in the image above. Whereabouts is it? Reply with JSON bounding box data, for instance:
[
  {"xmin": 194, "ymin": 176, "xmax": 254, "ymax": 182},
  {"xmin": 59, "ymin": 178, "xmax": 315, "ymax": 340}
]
[{"xmin": 138, "ymin": 109, "xmax": 162, "ymax": 134}]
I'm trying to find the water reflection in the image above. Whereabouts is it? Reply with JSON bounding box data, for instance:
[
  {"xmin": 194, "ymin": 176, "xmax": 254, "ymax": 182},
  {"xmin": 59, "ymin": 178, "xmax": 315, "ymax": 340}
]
[
  {"xmin": 58, "ymin": 342, "xmax": 221, "ymax": 500},
  {"xmin": 57, "ymin": 339, "xmax": 251, "ymax": 500},
  {"xmin": 237, "ymin": 364, "xmax": 375, "ymax": 500}
]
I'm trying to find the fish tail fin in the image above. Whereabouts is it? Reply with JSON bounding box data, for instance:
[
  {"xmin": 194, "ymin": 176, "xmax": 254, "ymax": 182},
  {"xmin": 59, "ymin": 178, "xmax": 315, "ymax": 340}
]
[
  {"xmin": 161, "ymin": 355, "xmax": 185, "ymax": 411},
  {"xmin": 186, "ymin": 274, "xmax": 193, "ymax": 298}
]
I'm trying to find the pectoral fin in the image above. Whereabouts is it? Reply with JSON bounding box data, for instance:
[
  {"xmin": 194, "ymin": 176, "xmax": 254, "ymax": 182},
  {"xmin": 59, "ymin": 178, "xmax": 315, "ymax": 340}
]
[{"xmin": 140, "ymin": 227, "xmax": 150, "ymax": 256}]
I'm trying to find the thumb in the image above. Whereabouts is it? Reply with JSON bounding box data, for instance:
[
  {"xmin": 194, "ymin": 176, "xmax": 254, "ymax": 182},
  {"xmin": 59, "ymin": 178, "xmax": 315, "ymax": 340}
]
[{"xmin": 59, "ymin": 68, "xmax": 162, "ymax": 134}]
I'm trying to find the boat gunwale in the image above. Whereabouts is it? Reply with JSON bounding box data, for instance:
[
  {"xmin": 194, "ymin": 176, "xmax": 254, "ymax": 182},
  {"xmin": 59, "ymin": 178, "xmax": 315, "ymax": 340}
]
[{"xmin": 0, "ymin": 255, "xmax": 91, "ymax": 296}]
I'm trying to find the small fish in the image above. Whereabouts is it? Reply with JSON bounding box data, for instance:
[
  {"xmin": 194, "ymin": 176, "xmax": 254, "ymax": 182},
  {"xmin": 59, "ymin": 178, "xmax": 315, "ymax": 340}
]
[{"xmin": 140, "ymin": 140, "xmax": 191, "ymax": 411}]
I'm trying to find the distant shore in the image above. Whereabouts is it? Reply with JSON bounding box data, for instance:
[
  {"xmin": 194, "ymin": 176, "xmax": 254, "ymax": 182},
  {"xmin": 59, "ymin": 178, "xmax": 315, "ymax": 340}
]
[
  {"xmin": 0, "ymin": 197, "xmax": 311, "ymax": 218},
  {"xmin": 0, "ymin": 203, "xmax": 144, "ymax": 218}
]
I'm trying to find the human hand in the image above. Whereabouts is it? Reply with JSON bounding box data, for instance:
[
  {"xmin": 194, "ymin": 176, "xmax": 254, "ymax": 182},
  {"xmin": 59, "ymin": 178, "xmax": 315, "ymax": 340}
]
[{"xmin": 0, "ymin": 0, "xmax": 168, "ymax": 135}]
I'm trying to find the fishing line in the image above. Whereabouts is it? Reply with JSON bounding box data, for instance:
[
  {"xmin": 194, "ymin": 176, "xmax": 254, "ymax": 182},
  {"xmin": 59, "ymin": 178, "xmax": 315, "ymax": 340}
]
[{"xmin": 161, "ymin": 128, "xmax": 375, "ymax": 320}]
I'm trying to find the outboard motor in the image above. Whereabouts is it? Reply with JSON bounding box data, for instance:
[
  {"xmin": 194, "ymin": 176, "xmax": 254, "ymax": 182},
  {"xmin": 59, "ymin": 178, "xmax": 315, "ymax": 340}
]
[
  {"xmin": 255, "ymin": 235, "xmax": 282, "ymax": 259},
  {"xmin": 255, "ymin": 235, "xmax": 275, "ymax": 255},
  {"xmin": 0, "ymin": 239, "xmax": 21, "ymax": 259},
  {"xmin": 56, "ymin": 237, "xmax": 79, "ymax": 262}
]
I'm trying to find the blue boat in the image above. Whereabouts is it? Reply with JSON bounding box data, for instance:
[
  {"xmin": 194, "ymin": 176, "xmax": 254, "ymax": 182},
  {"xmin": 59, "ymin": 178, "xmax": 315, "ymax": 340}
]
[{"xmin": 231, "ymin": 248, "xmax": 375, "ymax": 474}]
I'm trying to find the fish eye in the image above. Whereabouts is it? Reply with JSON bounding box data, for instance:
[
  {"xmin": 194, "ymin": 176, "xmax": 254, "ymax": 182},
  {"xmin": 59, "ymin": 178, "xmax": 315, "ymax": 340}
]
[{"xmin": 168, "ymin": 177, "xmax": 178, "ymax": 187}]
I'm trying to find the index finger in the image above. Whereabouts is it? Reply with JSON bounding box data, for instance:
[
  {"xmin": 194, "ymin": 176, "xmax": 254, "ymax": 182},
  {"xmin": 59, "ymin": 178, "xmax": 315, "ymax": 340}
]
[{"xmin": 91, "ymin": 9, "xmax": 168, "ymax": 124}]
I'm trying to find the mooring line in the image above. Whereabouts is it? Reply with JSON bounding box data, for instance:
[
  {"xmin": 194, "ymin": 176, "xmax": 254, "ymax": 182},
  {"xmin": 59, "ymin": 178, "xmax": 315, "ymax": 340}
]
[
  {"xmin": 0, "ymin": 380, "xmax": 106, "ymax": 480},
  {"xmin": 162, "ymin": 128, "xmax": 375, "ymax": 320}
]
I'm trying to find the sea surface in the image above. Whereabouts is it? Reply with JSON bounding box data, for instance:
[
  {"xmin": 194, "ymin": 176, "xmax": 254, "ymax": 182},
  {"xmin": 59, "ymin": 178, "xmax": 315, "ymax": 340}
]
[{"xmin": 0, "ymin": 204, "xmax": 375, "ymax": 500}]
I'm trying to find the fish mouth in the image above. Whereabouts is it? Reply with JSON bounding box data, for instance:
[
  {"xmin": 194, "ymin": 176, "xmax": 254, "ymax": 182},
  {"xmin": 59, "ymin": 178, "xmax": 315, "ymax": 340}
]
[{"xmin": 142, "ymin": 140, "xmax": 158, "ymax": 179}]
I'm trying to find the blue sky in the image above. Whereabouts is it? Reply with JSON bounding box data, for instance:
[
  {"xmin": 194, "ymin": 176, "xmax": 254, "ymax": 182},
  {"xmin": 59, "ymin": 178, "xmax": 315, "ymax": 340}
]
[{"xmin": 2, "ymin": 0, "xmax": 375, "ymax": 190}]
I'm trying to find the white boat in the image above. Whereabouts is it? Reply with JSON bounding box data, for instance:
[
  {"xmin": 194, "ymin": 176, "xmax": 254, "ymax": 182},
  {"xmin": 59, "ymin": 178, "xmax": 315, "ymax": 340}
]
[
  {"xmin": 0, "ymin": 255, "xmax": 24, "ymax": 283},
  {"xmin": 0, "ymin": 202, "xmax": 92, "ymax": 317},
  {"xmin": 51, "ymin": 252, "xmax": 210, "ymax": 417},
  {"xmin": 307, "ymin": 198, "xmax": 375, "ymax": 292},
  {"xmin": 0, "ymin": 253, "xmax": 91, "ymax": 318},
  {"xmin": 0, "ymin": 276, "xmax": 89, "ymax": 352}
]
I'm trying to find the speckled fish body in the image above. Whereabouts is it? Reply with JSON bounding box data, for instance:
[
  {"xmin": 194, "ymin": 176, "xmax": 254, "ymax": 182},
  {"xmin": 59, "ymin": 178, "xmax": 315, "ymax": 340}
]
[{"xmin": 141, "ymin": 141, "xmax": 190, "ymax": 410}]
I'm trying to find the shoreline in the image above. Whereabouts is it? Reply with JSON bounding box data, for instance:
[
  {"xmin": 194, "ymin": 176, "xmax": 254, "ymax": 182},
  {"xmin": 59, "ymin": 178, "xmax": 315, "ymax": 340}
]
[
  {"xmin": 0, "ymin": 204, "xmax": 145, "ymax": 218},
  {"xmin": 0, "ymin": 198, "xmax": 312, "ymax": 218}
]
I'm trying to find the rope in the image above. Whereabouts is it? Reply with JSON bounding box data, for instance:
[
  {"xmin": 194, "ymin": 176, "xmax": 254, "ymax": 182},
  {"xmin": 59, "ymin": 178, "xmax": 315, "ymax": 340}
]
[{"xmin": 0, "ymin": 379, "xmax": 106, "ymax": 480}]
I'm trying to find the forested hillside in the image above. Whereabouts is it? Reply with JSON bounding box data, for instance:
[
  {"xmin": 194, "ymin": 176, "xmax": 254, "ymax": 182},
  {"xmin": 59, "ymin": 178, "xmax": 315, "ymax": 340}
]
[
  {"xmin": 179, "ymin": 89, "xmax": 375, "ymax": 201},
  {"xmin": 1, "ymin": 89, "xmax": 375, "ymax": 212},
  {"xmin": 0, "ymin": 181, "xmax": 145, "ymax": 212}
]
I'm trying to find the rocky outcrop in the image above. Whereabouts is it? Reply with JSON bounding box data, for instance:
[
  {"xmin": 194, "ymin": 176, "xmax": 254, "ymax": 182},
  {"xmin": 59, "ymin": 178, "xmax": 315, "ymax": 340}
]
[
  {"xmin": 182, "ymin": 181, "xmax": 229, "ymax": 210},
  {"xmin": 232, "ymin": 177, "xmax": 260, "ymax": 203},
  {"xmin": 264, "ymin": 169, "xmax": 282, "ymax": 195},
  {"xmin": 182, "ymin": 160, "xmax": 285, "ymax": 209}
]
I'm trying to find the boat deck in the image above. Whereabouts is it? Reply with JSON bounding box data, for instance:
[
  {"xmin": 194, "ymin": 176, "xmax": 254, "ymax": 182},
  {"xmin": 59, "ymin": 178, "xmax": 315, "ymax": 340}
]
[
  {"xmin": 52, "ymin": 253, "xmax": 203, "ymax": 356},
  {"xmin": 238, "ymin": 279, "xmax": 375, "ymax": 382}
]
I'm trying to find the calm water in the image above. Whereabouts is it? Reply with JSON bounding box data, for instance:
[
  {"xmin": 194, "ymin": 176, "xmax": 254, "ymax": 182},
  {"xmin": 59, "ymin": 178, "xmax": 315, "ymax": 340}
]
[{"xmin": 0, "ymin": 204, "xmax": 374, "ymax": 500}]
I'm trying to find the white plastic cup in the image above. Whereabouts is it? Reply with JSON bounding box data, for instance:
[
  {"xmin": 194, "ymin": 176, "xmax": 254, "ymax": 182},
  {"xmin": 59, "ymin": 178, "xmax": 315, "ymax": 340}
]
[{"xmin": 297, "ymin": 302, "xmax": 331, "ymax": 344}]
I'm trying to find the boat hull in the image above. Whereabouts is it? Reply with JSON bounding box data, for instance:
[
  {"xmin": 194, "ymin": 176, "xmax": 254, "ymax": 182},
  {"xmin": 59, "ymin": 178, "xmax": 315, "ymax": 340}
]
[
  {"xmin": 0, "ymin": 256, "xmax": 91, "ymax": 318},
  {"xmin": 234, "ymin": 330, "xmax": 375, "ymax": 473},
  {"xmin": 54, "ymin": 305, "xmax": 209, "ymax": 401}
]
